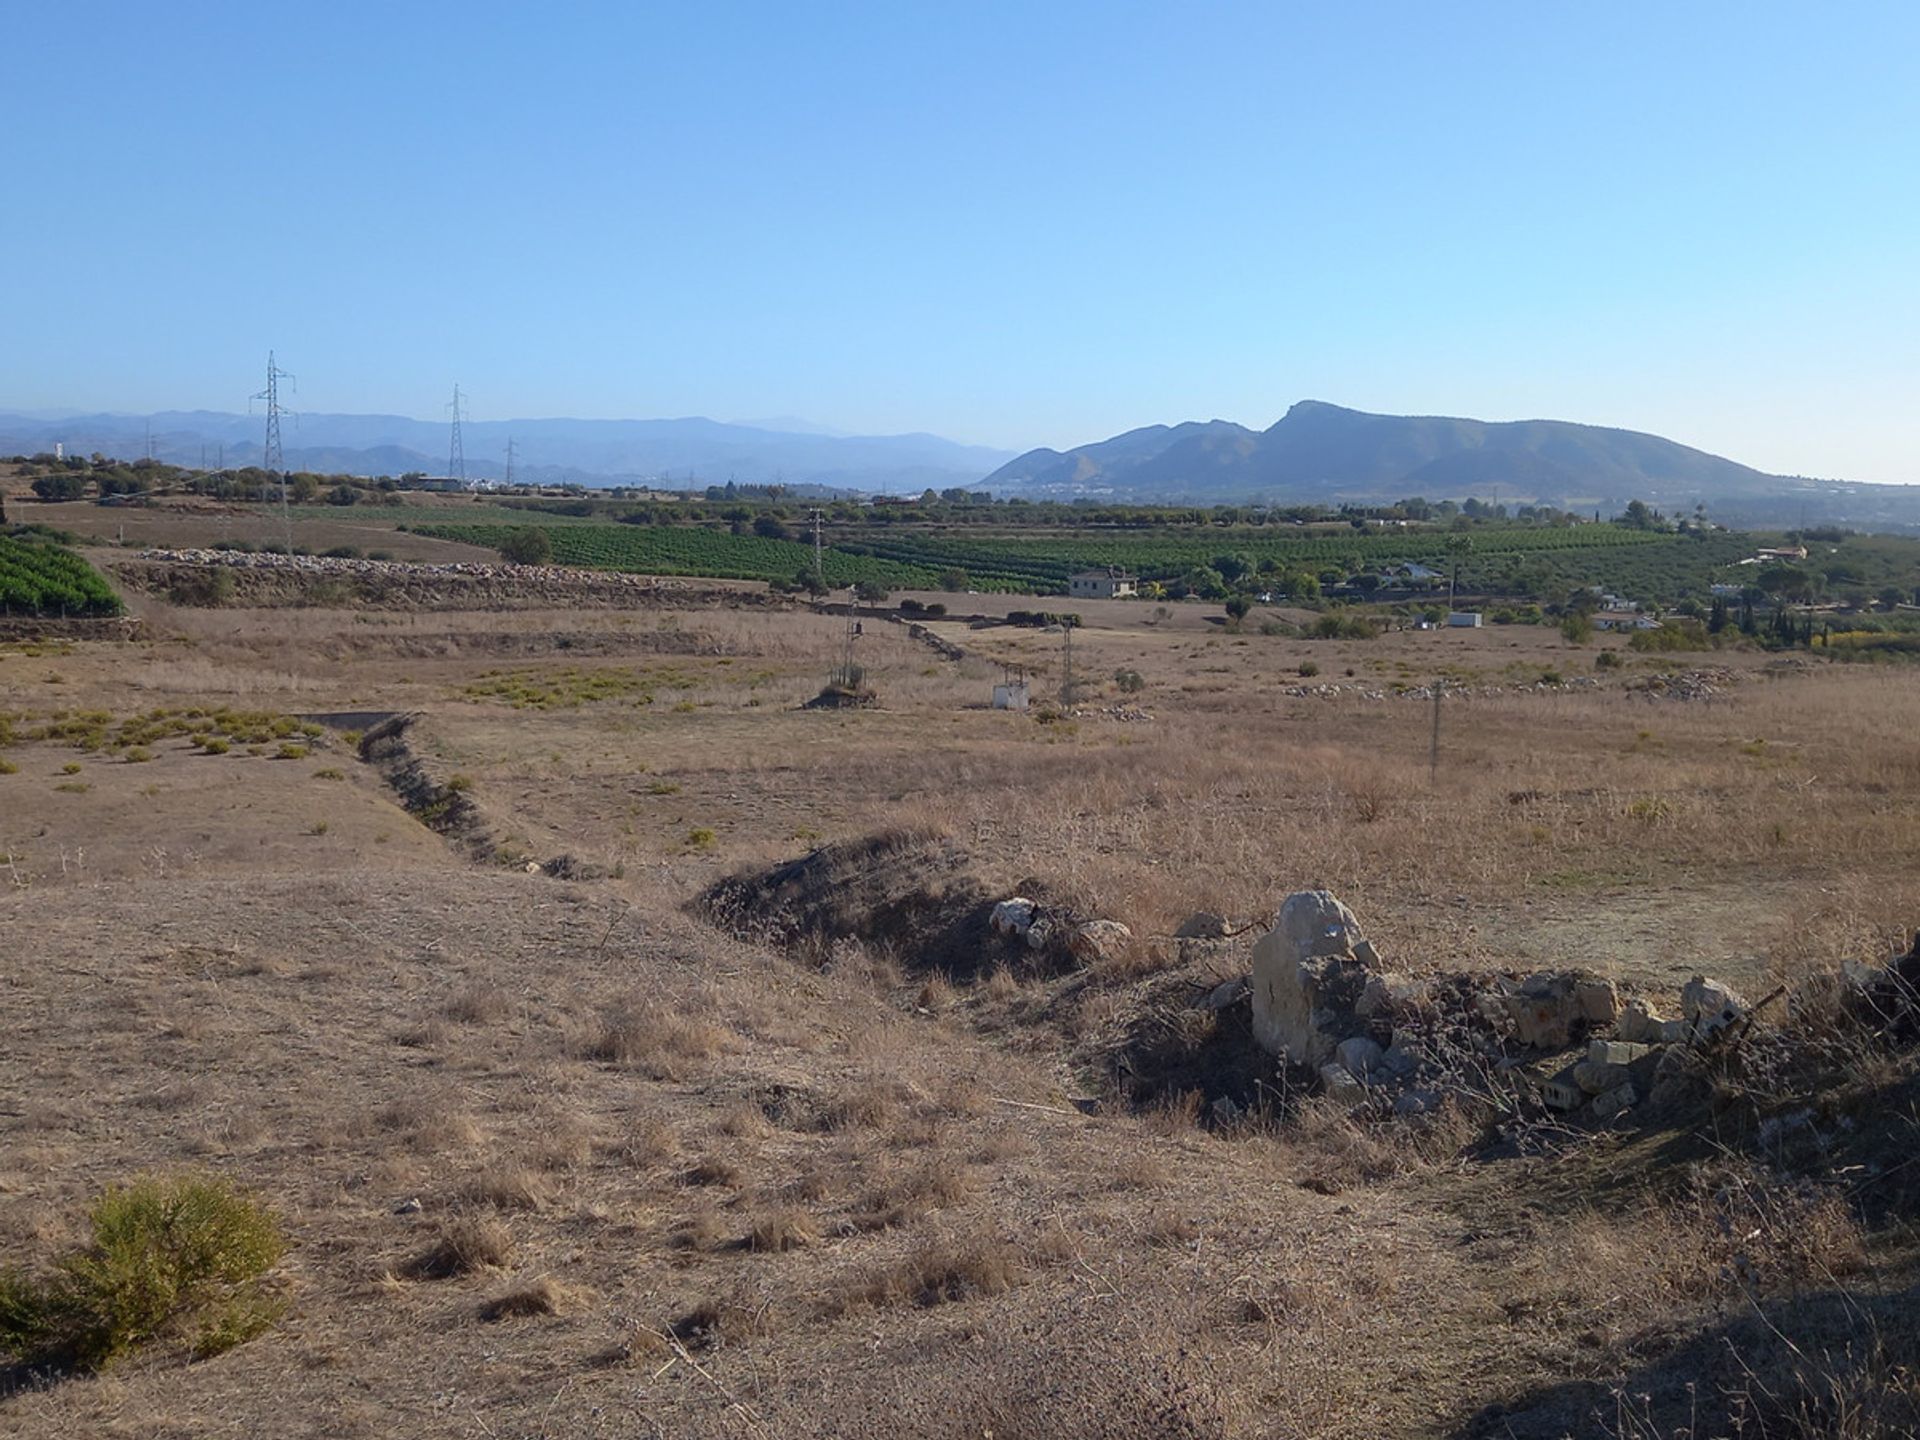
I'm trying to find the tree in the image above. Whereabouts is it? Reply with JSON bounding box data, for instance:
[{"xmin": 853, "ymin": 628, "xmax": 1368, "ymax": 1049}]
[
  {"xmin": 1619, "ymin": 499, "xmax": 1661, "ymax": 531},
  {"xmin": 794, "ymin": 567, "xmax": 830, "ymax": 598},
  {"xmin": 1180, "ymin": 565, "xmax": 1228, "ymax": 600},
  {"xmin": 854, "ymin": 580, "xmax": 890, "ymax": 606},
  {"xmin": 31, "ymin": 473, "xmax": 89, "ymax": 501},
  {"xmin": 938, "ymin": 567, "xmax": 969, "ymax": 592},
  {"xmin": 751, "ymin": 514, "xmax": 791, "ymax": 540},
  {"xmin": 1212, "ymin": 553, "xmax": 1254, "ymax": 583},
  {"xmin": 498, "ymin": 527, "xmax": 553, "ymax": 565},
  {"xmin": 1224, "ymin": 594, "xmax": 1253, "ymax": 625},
  {"xmin": 325, "ymin": 483, "xmax": 359, "ymax": 506},
  {"xmin": 1559, "ymin": 611, "xmax": 1594, "ymax": 644}
]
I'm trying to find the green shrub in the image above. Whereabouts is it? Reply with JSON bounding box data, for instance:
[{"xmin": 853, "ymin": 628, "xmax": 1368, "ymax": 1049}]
[
  {"xmin": 1297, "ymin": 661, "xmax": 1320, "ymax": 677},
  {"xmin": 498, "ymin": 528, "xmax": 553, "ymax": 566},
  {"xmin": 1112, "ymin": 668, "xmax": 1145, "ymax": 693},
  {"xmin": 1628, "ymin": 617, "xmax": 1712, "ymax": 652},
  {"xmin": 202, "ymin": 738, "xmax": 230, "ymax": 755},
  {"xmin": 1595, "ymin": 650, "xmax": 1623, "ymax": 670},
  {"xmin": 0, "ymin": 1174, "xmax": 284, "ymax": 1372}
]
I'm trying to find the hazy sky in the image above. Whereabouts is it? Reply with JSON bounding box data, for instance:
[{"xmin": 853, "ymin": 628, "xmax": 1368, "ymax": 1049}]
[{"xmin": 3, "ymin": 2, "xmax": 1915, "ymax": 479}]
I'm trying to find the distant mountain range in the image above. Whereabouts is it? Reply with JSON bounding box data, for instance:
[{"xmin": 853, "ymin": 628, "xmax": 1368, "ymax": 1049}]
[
  {"xmin": 985, "ymin": 400, "xmax": 1920, "ymax": 531},
  {"xmin": 7, "ymin": 398, "xmax": 1918, "ymax": 531},
  {"xmin": 0, "ymin": 410, "xmax": 1016, "ymax": 495}
]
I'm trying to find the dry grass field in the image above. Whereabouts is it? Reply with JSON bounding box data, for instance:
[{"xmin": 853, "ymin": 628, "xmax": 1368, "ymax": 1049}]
[{"xmin": 5, "ymin": 554, "xmax": 1920, "ymax": 1438}]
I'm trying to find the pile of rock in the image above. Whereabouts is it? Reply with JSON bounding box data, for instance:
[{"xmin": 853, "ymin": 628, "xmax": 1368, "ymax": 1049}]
[
  {"xmin": 1240, "ymin": 888, "xmax": 1752, "ymax": 1123},
  {"xmin": 991, "ymin": 897, "xmax": 1134, "ymax": 968}
]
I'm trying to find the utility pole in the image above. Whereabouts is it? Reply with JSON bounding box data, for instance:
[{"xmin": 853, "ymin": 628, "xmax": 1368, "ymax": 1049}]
[
  {"xmin": 1429, "ymin": 678, "xmax": 1444, "ymax": 786},
  {"xmin": 808, "ymin": 507, "xmax": 825, "ymax": 579},
  {"xmin": 503, "ymin": 436, "xmax": 516, "ymax": 488},
  {"xmin": 447, "ymin": 384, "xmax": 467, "ymax": 486},
  {"xmin": 1061, "ymin": 619, "xmax": 1076, "ymax": 708}
]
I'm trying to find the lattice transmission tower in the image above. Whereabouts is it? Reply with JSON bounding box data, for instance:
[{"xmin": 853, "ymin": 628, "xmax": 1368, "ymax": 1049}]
[
  {"xmin": 250, "ymin": 351, "xmax": 296, "ymax": 550},
  {"xmin": 447, "ymin": 384, "xmax": 467, "ymax": 486}
]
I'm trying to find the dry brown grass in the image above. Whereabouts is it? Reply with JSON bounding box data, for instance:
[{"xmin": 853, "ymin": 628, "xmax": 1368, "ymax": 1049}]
[
  {"xmin": 368, "ymin": 1093, "xmax": 485, "ymax": 1152},
  {"xmin": 8, "ymin": 591, "xmax": 1920, "ymax": 1440},
  {"xmin": 573, "ymin": 996, "xmax": 736, "ymax": 1079}
]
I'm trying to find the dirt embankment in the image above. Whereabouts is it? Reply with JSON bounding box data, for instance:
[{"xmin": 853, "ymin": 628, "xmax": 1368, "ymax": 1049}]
[
  {"xmin": 357, "ymin": 713, "xmax": 500, "ymax": 862},
  {"xmin": 0, "ymin": 615, "xmax": 146, "ymax": 643},
  {"xmin": 107, "ymin": 554, "xmax": 790, "ymax": 613},
  {"xmin": 700, "ymin": 830, "xmax": 1079, "ymax": 982}
]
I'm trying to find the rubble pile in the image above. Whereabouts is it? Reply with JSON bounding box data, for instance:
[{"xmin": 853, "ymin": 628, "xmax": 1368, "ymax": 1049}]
[
  {"xmin": 1624, "ymin": 668, "xmax": 1734, "ymax": 702},
  {"xmin": 1232, "ymin": 888, "xmax": 1771, "ymax": 1124}
]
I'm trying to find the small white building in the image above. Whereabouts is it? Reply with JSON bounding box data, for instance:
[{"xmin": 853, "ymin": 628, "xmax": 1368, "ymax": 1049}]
[
  {"xmin": 991, "ymin": 680, "xmax": 1030, "ymax": 711},
  {"xmin": 1594, "ymin": 611, "xmax": 1662, "ymax": 632},
  {"xmin": 1446, "ymin": 611, "xmax": 1483, "ymax": 628},
  {"xmin": 1068, "ymin": 567, "xmax": 1138, "ymax": 600}
]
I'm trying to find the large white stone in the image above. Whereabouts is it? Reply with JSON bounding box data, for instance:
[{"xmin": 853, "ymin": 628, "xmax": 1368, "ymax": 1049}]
[
  {"xmin": 991, "ymin": 898, "xmax": 1036, "ymax": 938},
  {"xmin": 1250, "ymin": 891, "xmax": 1370, "ymax": 1066}
]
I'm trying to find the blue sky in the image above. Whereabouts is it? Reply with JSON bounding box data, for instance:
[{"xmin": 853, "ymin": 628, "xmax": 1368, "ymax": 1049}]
[{"xmin": 2, "ymin": 1, "xmax": 1915, "ymax": 479}]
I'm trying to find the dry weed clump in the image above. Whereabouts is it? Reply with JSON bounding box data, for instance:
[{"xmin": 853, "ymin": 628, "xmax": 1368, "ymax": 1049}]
[
  {"xmin": 674, "ymin": 1204, "xmax": 729, "ymax": 1254},
  {"xmin": 809, "ymin": 1309, "xmax": 1252, "ymax": 1440},
  {"xmin": 814, "ymin": 1075, "xmax": 916, "ymax": 1132},
  {"xmin": 717, "ymin": 1101, "xmax": 774, "ymax": 1138},
  {"xmin": 1569, "ymin": 1163, "xmax": 1868, "ymax": 1308},
  {"xmin": 829, "ymin": 1230, "xmax": 1024, "ymax": 1315},
  {"xmin": 853, "ymin": 1155, "xmax": 978, "ymax": 1231},
  {"xmin": 574, "ymin": 996, "xmax": 736, "ymax": 1079},
  {"xmin": 666, "ymin": 1291, "xmax": 782, "ymax": 1349},
  {"xmin": 369, "ymin": 1094, "xmax": 484, "ymax": 1152},
  {"xmin": 404, "ymin": 1215, "xmax": 514, "ymax": 1279},
  {"xmin": 443, "ymin": 982, "xmax": 512, "ymax": 1025},
  {"xmin": 683, "ymin": 1157, "xmax": 742, "ymax": 1188},
  {"xmin": 528, "ymin": 1112, "xmax": 597, "ymax": 1171},
  {"xmin": 463, "ymin": 1163, "xmax": 551, "ymax": 1212},
  {"xmin": 746, "ymin": 1206, "xmax": 821, "ymax": 1252},
  {"xmin": 478, "ymin": 1275, "xmax": 589, "ymax": 1322},
  {"xmin": 613, "ymin": 1115, "xmax": 683, "ymax": 1168}
]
